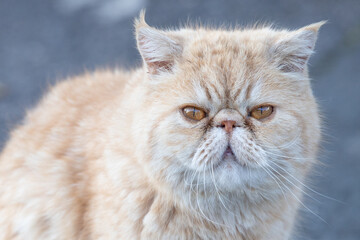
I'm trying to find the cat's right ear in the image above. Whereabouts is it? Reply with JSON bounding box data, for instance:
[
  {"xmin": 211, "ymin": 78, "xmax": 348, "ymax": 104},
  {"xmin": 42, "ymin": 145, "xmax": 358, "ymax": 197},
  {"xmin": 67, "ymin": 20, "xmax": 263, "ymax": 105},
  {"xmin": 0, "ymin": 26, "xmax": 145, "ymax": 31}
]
[{"xmin": 135, "ymin": 11, "xmax": 183, "ymax": 75}]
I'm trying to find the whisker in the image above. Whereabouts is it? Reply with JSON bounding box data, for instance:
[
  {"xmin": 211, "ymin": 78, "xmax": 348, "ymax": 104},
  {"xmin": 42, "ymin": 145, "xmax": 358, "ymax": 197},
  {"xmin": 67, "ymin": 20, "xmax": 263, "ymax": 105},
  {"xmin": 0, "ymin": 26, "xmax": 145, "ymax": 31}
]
[
  {"xmin": 270, "ymin": 160, "xmax": 344, "ymax": 204},
  {"xmin": 210, "ymin": 162, "xmax": 236, "ymax": 216},
  {"xmin": 253, "ymin": 139, "xmax": 343, "ymax": 204},
  {"xmin": 259, "ymin": 146, "xmax": 312, "ymax": 161},
  {"xmin": 256, "ymin": 161, "xmax": 327, "ymax": 223},
  {"xmin": 259, "ymin": 131, "xmax": 302, "ymax": 150},
  {"xmin": 264, "ymin": 162, "xmax": 321, "ymax": 204},
  {"xmin": 188, "ymin": 168, "xmax": 207, "ymax": 221},
  {"xmin": 252, "ymin": 158, "xmax": 288, "ymax": 202},
  {"xmin": 195, "ymin": 167, "xmax": 227, "ymax": 227},
  {"xmin": 280, "ymin": 181, "xmax": 327, "ymax": 223}
]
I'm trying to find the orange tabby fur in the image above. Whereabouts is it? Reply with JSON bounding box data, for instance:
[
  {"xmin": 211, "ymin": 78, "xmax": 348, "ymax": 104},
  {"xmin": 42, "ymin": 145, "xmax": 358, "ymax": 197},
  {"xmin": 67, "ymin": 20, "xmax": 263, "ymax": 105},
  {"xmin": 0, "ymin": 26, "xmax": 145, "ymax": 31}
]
[{"xmin": 0, "ymin": 13, "xmax": 324, "ymax": 240}]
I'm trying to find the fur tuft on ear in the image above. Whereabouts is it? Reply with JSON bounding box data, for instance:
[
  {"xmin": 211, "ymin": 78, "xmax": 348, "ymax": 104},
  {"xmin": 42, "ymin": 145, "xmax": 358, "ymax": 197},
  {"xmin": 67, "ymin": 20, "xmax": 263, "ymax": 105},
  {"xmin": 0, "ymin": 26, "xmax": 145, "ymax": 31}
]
[
  {"xmin": 135, "ymin": 11, "xmax": 183, "ymax": 75},
  {"xmin": 272, "ymin": 21, "xmax": 326, "ymax": 73}
]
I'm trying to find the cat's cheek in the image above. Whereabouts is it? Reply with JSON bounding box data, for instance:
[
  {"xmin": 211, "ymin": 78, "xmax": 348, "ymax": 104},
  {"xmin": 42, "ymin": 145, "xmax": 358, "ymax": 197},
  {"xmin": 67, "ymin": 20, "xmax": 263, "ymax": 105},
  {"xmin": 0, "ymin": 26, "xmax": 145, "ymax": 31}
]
[
  {"xmin": 149, "ymin": 119, "xmax": 205, "ymax": 171},
  {"xmin": 250, "ymin": 109, "xmax": 301, "ymax": 148}
]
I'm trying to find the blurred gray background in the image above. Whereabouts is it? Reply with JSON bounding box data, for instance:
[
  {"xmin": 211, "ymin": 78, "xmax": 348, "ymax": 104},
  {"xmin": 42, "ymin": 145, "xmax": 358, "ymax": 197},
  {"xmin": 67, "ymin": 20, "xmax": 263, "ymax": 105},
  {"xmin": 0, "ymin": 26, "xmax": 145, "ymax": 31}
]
[{"xmin": 0, "ymin": 0, "xmax": 359, "ymax": 239}]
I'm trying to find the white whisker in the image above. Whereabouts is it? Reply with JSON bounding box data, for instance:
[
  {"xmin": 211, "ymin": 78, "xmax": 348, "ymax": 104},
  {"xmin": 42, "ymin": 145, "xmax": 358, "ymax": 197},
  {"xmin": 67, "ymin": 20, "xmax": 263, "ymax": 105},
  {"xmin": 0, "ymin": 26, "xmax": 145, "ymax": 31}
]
[
  {"xmin": 259, "ymin": 146, "xmax": 312, "ymax": 161},
  {"xmin": 264, "ymin": 162, "xmax": 321, "ymax": 204},
  {"xmin": 257, "ymin": 162, "xmax": 327, "ymax": 223},
  {"xmin": 195, "ymin": 167, "xmax": 227, "ymax": 227},
  {"xmin": 210, "ymin": 162, "xmax": 236, "ymax": 216},
  {"xmin": 270, "ymin": 160, "xmax": 344, "ymax": 204},
  {"xmin": 252, "ymin": 158, "xmax": 288, "ymax": 203}
]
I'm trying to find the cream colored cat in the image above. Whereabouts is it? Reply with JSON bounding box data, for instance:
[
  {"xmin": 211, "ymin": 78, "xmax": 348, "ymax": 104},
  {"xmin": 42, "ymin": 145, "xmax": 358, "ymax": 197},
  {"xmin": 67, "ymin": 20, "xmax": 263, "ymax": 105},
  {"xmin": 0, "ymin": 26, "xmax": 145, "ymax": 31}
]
[{"xmin": 0, "ymin": 12, "xmax": 324, "ymax": 240}]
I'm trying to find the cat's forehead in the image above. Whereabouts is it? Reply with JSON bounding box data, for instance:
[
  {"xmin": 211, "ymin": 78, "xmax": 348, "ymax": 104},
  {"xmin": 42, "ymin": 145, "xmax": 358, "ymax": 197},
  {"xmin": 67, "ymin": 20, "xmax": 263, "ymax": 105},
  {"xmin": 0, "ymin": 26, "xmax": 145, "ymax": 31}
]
[
  {"xmin": 182, "ymin": 28, "xmax": 275, "ymax": 56},
  {"xmin": 175, "ymin": 29, "xmax": 277, "ymax": 108},
  {"xmin": 180, "ymin": 29, "xmax": 275, "ymax": 81}
]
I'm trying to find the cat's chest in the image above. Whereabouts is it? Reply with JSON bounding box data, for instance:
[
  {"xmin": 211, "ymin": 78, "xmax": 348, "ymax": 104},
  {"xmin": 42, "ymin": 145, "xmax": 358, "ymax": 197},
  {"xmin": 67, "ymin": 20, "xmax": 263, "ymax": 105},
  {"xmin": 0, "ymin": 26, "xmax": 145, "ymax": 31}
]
[{"xmin": 139, "ymin": 197, "xmax": 251, "ymax": 240}]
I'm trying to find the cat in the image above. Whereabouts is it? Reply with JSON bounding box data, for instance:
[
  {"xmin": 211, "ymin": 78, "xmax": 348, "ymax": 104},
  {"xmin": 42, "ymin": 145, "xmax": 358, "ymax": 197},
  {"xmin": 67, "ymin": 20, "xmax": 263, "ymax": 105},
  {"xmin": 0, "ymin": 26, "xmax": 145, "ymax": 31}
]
[{"xmin": 0, "ymin": 11, "xmax": 324, "ymax": 240}]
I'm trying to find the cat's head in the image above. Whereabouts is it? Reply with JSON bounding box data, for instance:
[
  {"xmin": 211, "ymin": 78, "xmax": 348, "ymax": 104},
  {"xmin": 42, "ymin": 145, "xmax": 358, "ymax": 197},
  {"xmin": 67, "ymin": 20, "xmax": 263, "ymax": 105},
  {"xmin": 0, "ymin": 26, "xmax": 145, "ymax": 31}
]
[{"xmin": 135, "ymin": 12, "xmax": 323, "ymax": 199}]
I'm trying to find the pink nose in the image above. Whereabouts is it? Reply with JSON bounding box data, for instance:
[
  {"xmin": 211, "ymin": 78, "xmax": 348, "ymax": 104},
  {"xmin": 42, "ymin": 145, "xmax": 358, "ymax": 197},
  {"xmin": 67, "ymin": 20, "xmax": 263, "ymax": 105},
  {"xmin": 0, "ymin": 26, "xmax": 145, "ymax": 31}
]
[{"xmin": 221, "ymin": 120, "xmax": 236, "ymax": 133}]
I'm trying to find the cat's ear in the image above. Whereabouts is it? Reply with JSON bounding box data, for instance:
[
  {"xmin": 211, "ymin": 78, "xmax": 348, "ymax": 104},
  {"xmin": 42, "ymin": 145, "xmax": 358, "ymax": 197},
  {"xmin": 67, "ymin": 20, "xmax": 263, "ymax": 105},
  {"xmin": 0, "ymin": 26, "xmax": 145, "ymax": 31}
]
[
  {"xmin": 271, "ymin": 21, "xmax": 326, "ymax": 73},
  {"xmin": 135, "ymin": 11, "xmax": 183, "ymax": 75}
]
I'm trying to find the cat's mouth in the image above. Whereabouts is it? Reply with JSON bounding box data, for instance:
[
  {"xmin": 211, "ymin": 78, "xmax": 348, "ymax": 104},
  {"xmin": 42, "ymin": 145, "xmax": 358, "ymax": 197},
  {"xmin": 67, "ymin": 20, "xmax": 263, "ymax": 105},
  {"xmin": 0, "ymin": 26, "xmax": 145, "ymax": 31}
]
[
  {"xmin": 223, "ymin": 146, "xmax": 234, "ymax": 157},
  {"xmin": 220, "ymin": 145, "xmax": 246, "ymax": 167}
]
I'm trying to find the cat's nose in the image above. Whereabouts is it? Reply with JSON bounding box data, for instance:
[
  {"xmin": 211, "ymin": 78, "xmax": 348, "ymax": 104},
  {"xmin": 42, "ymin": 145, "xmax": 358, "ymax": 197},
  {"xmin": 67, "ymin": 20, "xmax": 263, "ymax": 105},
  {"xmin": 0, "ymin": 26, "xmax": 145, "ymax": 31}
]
[{"xmin": 220, "ymin": 120, "xmax": 236, "ymax": 133}]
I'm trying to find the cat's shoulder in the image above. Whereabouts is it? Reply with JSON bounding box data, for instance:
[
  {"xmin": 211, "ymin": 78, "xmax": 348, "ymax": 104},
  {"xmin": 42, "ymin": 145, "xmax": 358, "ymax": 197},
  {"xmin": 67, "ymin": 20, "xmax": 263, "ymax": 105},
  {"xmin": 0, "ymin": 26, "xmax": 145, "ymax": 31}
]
[
  {"xmin": 46, "ymin": 69, "xmax": 137, "ymax": 107},
  {"xmin": 0, "ymin": 68, "xmax": 139, "ymax": 167}
]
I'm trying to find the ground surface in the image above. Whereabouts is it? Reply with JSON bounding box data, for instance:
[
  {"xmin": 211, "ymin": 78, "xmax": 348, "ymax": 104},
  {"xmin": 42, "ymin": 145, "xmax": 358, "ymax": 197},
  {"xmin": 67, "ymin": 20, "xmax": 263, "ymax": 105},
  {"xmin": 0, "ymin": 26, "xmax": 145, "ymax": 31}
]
[{"xmin": 0, "ymin": 0, "xmax": 359, "ymax": 239}]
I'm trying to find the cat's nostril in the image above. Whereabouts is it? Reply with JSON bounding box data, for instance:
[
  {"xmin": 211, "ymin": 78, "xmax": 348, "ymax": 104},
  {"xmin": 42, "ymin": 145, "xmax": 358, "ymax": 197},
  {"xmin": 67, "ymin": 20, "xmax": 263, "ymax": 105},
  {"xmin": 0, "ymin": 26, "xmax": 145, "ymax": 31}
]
[{"xmin": 219, "ymin": 120, "xmax": 236, "ymax": 133}]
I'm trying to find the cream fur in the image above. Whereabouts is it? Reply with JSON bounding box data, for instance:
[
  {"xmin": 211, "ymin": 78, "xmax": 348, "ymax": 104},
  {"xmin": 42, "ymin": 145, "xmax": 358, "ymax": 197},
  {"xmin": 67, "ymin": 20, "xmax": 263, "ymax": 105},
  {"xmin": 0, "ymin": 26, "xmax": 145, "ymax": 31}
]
[{"xmin": 0, "ymin": 13, "xmax": 324, "ymax": 240}]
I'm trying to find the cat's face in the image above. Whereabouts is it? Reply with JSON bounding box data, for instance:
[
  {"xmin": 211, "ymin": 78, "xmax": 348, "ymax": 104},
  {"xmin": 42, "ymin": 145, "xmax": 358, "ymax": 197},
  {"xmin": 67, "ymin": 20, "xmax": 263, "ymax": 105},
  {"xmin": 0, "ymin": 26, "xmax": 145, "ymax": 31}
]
[{"xmin": 136, "ymin": 17, "xmax": 322, "ymax": 197}]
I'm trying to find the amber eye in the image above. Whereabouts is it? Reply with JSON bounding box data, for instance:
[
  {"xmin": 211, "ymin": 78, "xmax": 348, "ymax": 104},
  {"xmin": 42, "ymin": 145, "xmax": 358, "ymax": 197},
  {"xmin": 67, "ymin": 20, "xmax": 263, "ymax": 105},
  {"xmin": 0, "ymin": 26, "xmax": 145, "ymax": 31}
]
[
  {"xmin": 182, "ymin": 106, "xmax": 206, "ymax": 121},
  {"xmin": 250, "ymin": 105, "xmax": 274, "ymax": 120}
]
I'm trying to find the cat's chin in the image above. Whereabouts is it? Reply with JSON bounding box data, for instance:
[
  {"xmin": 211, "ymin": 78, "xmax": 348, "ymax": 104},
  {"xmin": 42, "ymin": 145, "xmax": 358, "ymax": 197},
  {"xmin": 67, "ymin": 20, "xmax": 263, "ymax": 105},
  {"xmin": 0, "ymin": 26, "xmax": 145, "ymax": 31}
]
[
  {"xmin": 210, "ymin": 149, "xmax": 262, "ymax": 192},
  {"xmin": 213, "ymin": 156, "xmax": 243, "ymax": 172},
  {"xmin": 212, "ymin": 158, "xmax": 248, "ymax": 189}
]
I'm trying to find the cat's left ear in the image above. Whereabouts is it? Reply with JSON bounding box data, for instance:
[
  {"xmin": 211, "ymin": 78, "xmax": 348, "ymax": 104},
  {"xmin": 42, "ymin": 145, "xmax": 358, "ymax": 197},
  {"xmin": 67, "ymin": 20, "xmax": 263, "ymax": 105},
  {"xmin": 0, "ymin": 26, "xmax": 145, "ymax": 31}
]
[
  {"xmin": 135, "ymin": 11, "xmax": 183, "ymax": 75},
  {"xmin": 271, "ymin": 21, "xmax": 326, "ymax": 73}
]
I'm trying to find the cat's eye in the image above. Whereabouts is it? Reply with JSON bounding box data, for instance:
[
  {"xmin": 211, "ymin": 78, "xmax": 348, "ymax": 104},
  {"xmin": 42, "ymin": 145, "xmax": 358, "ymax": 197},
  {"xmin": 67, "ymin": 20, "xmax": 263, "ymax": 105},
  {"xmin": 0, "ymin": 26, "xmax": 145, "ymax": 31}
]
[
  {"xmin": 182, "ymin": 106, "xmax": 206, "ymax": 121},
  {"xmin": 250, "ymin": 105, "xmax": 274, "ymax": 120}
]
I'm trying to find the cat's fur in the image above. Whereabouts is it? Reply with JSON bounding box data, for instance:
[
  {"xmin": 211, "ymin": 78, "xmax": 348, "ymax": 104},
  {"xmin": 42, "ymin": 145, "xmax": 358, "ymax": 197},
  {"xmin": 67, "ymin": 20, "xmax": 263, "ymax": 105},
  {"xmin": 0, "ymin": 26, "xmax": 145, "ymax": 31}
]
[{"xmin": 0, "ymin": 12, "xmax": 324, "ymax": 240}]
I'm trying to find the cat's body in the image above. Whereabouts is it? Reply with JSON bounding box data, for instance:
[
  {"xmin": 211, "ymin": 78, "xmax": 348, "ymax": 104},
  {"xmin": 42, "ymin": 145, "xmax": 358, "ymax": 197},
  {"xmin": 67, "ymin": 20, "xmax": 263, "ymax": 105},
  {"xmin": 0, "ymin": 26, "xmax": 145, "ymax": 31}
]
[{"xmin": 0, "ymin": 13, "xmax": 323, "ymax": 240}]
